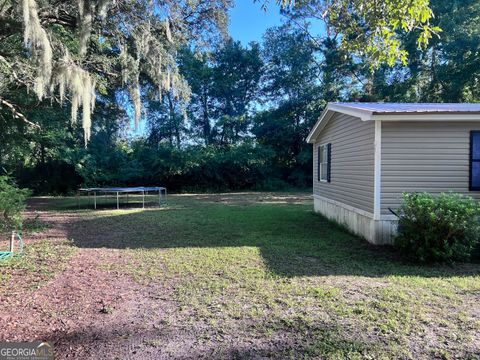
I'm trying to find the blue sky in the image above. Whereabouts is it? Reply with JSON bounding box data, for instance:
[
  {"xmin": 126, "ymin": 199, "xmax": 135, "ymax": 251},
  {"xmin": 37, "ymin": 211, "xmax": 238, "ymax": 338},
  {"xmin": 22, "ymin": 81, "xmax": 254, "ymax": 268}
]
[
  {"xmin": 229, "ymin": 2, "xmax": 326, "ymax": 45},
  {"xmin": 131, "ymin": 2, "xmax": 324, "ymax": 136},
  {"xmin": 131, "ymin": 2, "xmax": 285, "ymax": 136},
  {"xmin": 229, "ymin": 1, "xmax": 285, "ymax": 44}
]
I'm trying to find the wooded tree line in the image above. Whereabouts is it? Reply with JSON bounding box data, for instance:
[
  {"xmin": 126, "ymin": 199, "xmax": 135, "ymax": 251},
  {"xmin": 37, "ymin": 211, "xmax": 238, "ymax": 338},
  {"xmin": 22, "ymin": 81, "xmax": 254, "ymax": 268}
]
[{"xmin": 1, "ymin": 0, "xmax": 479, "ymax": 194}]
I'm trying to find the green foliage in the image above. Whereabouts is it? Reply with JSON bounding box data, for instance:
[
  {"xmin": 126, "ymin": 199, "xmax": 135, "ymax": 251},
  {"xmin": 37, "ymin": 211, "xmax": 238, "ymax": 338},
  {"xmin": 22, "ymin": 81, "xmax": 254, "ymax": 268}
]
[
  {"xmin": 252, "ymin": 25, "xmax": 326, "ymax": 187},
  {"xmin": 97, "ymin": 141, "xmax": 278, "ymax": 191},
  {"xmin": 178, "ymin": 40, "xmax": 263, "ymax": 146},
  {"xmin": 276, "ymin": 0, "xmax": 438, "ymax": 68},
  {"xmin": 0, "ymin": 176, "xmax": 31, "ymax": 232},
  {"xmin": 0, "ymin": 0, "xmax": 232, "ymax": 139},
  {"xmin": 1, "ymin": 0, "xmax": 478, "ymax": 196},
  {"xmin": 372, "ymin": 0, "xmax": 480, "ymax": 103},
  {"xmin": 394, "ymin": 192, "xmax": 480, "ymax": 263}
]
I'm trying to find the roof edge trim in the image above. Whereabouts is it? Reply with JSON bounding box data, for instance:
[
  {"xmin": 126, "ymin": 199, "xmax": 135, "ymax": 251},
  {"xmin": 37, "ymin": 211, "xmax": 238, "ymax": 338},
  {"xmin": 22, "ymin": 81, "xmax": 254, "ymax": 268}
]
[
  {"xmin": 371, "ymin": 113, "xmax": 480, "ymax": 121},
  {"xmin": 306, "ymin": 103, "xmax": 372, "ymax": 143}
]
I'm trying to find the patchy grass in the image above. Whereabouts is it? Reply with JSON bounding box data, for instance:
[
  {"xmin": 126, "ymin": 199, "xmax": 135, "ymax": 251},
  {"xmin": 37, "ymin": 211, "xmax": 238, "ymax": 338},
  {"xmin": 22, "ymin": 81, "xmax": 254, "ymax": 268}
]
[
  {"xmin": 0, "ymin": 239, "xmax": 76, "ymax": 291},
  {"xmin": 60, "ymin": 193, "xmax": 479, "ymax": 359},
  {"xmin": 0, "ymin": 209, "xmax": 74, "ymax": 292},
  {"xmin": 6, "ymin": 193, "xmax": 480, "ymax": 358},
  {"xmin": 23, "ymin": 215, "xmax": 51, "ymax": 233}
]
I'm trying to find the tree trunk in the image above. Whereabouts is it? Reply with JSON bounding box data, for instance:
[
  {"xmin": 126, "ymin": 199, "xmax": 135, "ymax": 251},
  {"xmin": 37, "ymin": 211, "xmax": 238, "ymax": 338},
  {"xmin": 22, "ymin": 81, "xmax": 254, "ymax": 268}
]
[
  {"xmin": 167, "ymin": 93, "xmax": 174, "ymax": 146},
  {"xmin": 201, "ymin": 87, "xmax": 211, "ymax": 145}
]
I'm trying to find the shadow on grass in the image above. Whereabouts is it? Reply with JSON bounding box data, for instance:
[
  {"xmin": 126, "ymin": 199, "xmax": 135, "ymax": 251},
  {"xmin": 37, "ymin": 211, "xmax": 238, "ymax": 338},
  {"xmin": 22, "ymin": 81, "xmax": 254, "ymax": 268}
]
[
  {"xmin": 46, "ymin": 307, "xmax": 480, "ymax": 359},
  {"xmin": 63, "ymin": 200, "xmax": 480, "ymax": 279},
  {"xmin": 45, "ymin": 313, "xmax": 400, "ymax": 359}
]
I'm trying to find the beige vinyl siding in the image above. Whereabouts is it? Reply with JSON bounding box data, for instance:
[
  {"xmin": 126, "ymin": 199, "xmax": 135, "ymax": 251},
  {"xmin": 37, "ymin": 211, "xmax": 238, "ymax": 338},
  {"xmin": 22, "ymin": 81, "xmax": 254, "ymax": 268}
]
[
  {"xmin": 381, "ymin": 121, "xmax": 480, "ymax": 215},
  {"xmin": 313, "ymin": 113, "xmax": 375, "ymax": 213}
]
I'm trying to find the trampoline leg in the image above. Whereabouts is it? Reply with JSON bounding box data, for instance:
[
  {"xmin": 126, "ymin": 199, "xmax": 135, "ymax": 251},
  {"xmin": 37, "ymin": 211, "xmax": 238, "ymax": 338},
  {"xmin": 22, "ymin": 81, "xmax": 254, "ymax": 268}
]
[
  {"xmin": 94, "ymin": 192, "xmax": 97, "ymax": 210},
  {"xmin": 142, "ymin": 191, "xmax": 145, "ymax": 209},
  {"xmin": 116, "ymin": 191, "xmax": 119, "ymax": 209},
  {"xmin": 158, "ymin": 189, "xmax": 161, "ymax": 207},
  {"xmin": 165, "ymin": 188, "xmax": 167, "ymax": 204}
]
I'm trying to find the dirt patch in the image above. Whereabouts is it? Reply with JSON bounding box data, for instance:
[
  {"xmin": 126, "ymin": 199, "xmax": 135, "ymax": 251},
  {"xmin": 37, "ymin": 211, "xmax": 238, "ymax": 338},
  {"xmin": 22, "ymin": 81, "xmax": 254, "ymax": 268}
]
[
  {"xmin": 0, "ymin": 210, "xmax": 179, "ymax": 359},
  {"xmin": 1, "ymin": 205, "xmax": 302, "ymax": 359}
]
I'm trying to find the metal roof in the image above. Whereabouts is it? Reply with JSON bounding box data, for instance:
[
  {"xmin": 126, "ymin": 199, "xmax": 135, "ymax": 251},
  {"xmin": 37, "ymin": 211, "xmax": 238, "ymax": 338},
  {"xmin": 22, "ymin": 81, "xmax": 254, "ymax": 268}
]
[
  {"xmin": 306, "ymin": 102, "xmax": 480, "ymax": 143},
  {"xmin": 332, "ymin": 102, "xmax": 480, "ymax": 114}
]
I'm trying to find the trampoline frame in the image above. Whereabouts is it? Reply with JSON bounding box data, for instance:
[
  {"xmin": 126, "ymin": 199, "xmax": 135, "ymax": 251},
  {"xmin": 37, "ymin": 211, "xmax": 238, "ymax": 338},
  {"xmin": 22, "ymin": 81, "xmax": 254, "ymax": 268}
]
[{"xmin": 77, "ymin": 187, "xmax": 167, "ymax": 209}]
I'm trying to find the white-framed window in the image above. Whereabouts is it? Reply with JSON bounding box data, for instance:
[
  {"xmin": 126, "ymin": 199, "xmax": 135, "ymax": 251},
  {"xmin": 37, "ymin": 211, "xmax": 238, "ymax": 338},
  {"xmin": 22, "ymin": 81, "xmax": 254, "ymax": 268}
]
[{"xmin": 317, "ymin": 143, "xmax": 331, "ymax": 183}]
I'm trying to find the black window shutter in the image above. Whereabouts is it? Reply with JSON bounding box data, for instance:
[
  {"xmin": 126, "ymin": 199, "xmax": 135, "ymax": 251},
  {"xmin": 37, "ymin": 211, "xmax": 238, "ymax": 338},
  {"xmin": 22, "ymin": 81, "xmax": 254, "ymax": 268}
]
[
  {"xmin": 471, "ymin": 131, "xmax": 480, "ymax": 191},
  {"xmin": 317, "ymin": 146, "xmax": 320, "ymax": 181},
  {"xmin": 327, "ymin": 143, "xmax": 331, "ymax": 183}
]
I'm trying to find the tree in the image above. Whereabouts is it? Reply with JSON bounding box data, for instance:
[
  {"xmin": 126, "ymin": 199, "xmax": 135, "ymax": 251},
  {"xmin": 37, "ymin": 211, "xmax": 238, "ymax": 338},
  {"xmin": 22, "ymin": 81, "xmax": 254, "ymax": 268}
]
[
  {"xmin": 0, "ymin": 0, "xmax": 232, "ymax": 143},
  {"xmin": 3, "ymin": 0, "xmax": 474, "ymax": 196},
  {"xmin": 180, "ymin": 40, "xmax": 263, "ymax": 146},
  {"xmin": 1, "ymin": 0, "xmax": 440, "ymax": 146},
  {"xmin": 369, "ymin": 0, "xmax": 480, "ymax": 103},
  {"xmin": 178, "ymin": 48, "xmax": 215, "ymax": 145},
  {"xmin": 146, "ymin": 86, "xmax": 188, "ymax": 149},
  {"xmin": 253, "ymin": 25, "xmax": 324, "ymax": 186},
  {"xmin": 211, "ymin": 39, "xmax": 263, "ymax": 145},
  {"xmin": 265, "ymin": 0, "xmax": 439, "ymax": 68}
]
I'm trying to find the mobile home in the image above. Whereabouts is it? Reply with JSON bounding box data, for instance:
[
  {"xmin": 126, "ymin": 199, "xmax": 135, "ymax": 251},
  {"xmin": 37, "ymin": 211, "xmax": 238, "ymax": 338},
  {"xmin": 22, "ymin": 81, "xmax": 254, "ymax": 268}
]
[{"xmin": 307, "ymin": 103, "xmax": 480, "ymax": 244}]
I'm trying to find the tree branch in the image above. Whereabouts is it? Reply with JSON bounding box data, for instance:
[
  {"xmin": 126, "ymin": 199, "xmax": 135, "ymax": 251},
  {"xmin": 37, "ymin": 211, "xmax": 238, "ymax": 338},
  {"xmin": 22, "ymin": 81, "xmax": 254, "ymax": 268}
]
[{"xmin": 0, "ymin": 98, "xmax": 41, "ymax": 129}]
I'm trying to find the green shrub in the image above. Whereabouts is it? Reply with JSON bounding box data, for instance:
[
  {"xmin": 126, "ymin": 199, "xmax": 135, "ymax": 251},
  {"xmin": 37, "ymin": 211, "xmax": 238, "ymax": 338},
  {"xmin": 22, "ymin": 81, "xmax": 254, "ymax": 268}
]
[
  {"xmin": 0, "ymin": 176, "xmax": 31, "ymax": 233},
  {"xmin": 394, "ymin": 192, "xmax": 480, "ymax": 263}
]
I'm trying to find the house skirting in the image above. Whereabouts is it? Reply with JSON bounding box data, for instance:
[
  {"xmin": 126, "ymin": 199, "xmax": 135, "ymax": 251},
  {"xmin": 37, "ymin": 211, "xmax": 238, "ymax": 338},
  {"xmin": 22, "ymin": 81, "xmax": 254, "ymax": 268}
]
[{"xmin": 313, "ymin": 195, "xmax": 397, "ymax": 245}]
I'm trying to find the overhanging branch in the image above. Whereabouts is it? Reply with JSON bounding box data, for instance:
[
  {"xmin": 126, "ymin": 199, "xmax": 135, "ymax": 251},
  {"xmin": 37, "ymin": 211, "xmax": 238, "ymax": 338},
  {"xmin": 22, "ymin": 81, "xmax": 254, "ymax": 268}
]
[{"xmin": 0, "ymin": 98, "xmax": 41, "ymax": 129}]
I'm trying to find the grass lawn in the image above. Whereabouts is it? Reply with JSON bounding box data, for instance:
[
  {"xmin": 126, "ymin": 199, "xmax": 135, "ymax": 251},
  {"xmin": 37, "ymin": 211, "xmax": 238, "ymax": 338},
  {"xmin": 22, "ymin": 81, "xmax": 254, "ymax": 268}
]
[{"xmin": 0, "ymin": 193, "xmax": 479, "ymax": 359}]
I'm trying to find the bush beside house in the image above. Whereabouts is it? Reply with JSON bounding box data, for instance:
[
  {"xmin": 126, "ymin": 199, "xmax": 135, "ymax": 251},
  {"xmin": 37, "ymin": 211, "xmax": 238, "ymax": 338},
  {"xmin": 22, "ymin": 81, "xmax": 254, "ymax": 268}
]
[{"xmin": 394, "ymin": 192, "xmax": 480, "ymax": 263}]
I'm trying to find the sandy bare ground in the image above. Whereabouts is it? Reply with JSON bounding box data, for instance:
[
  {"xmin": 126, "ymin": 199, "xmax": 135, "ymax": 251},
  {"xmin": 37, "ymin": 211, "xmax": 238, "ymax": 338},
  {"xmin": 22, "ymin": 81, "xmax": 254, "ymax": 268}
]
[
  {"xmin": 0, "ymin": 194, "xmax": 314, "ymax": 359},
  {"xmin": 0, "ymin": 209, "xmax": 185, "ymax": 358}
]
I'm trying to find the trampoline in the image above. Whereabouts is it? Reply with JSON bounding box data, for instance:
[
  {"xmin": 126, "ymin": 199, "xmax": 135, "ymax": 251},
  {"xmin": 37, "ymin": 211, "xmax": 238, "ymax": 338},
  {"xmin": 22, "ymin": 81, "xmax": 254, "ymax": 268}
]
[{"xmin": 77, "ymin": 187, "xmax": 167, "ymax": 209}]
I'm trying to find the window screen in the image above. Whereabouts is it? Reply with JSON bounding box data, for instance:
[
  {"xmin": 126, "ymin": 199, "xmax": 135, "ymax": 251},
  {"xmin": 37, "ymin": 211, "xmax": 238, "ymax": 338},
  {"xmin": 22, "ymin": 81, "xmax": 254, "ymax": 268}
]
[{"xmin": 318, "ymin": 143, "xmax": 331, "ymax": 183}]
